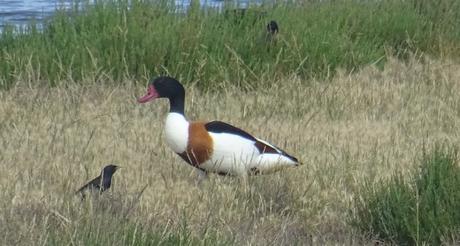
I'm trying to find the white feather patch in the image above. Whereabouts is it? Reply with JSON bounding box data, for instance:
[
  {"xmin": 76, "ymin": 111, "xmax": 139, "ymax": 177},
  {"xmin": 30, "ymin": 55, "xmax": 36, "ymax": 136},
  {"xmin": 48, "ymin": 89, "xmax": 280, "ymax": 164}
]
[
  {"xmin": 199, "ymin": 132, "xmax": 297, "ymax": 175},
  {"xmin": 165, "ymin": 113, "xmax": 189, "ymax": 153}
]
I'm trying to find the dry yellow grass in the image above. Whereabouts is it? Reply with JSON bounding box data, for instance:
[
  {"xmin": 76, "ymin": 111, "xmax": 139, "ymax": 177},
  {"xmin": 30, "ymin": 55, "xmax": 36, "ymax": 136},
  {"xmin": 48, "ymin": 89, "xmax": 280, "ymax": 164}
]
[{"xmin": 1, "ymin": 57, "xmax": 460, "ymax": 245}]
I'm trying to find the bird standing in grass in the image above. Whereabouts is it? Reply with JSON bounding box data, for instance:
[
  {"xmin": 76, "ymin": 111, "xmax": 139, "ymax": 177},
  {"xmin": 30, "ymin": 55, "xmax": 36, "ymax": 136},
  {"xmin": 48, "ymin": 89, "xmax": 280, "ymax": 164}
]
[
  {"xmin": 76, "ymin": 164, "xmax": 120, "ymax": 197},
  {"xmin": 266, "ymin": 20, "xmax": 279, "ymax": 39},
  {"xmin": 265, "ymin": 20, "xmax": 279, "ymax": 49},
  {"xmin": 138, "ymin": 76, "xmax": 301, "ymax": 178}
]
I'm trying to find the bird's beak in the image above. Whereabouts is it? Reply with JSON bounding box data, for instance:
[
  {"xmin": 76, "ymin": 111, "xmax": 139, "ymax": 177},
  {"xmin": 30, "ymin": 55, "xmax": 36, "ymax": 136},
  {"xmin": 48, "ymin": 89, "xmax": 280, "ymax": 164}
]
[{"xmin": 138, "ymin": 84, "xmax": 159, "ymax": 103}]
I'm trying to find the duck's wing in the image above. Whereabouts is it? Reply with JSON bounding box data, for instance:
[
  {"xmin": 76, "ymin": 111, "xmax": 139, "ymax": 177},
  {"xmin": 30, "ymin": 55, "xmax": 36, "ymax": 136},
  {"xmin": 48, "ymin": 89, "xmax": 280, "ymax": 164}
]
[
  {"xmin": 205, "ymin": 121, "xmax": 256, "ymax": 141},
  {"xmin": 254, "ymin": 138, "xmax": 298, "ymax": 163},
  {"xmin": 205, "ymin": 121, "xmax": 298, "ymax": 162}
]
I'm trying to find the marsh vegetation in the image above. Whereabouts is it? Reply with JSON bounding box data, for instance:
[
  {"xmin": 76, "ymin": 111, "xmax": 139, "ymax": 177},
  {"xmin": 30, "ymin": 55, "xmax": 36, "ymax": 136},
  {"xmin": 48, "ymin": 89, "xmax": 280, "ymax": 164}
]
[{"xmin": 1, "ymin": 0, "xmax": 460, "ymax": 244}]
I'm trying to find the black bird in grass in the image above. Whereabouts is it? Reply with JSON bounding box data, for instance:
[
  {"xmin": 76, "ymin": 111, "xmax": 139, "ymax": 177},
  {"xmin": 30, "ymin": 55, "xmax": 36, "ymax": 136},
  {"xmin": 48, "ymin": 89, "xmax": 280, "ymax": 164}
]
[
  {"xmin": 267, "ymin": 20, "xmax": 279, "ymax": 36},
  {"xmin": 76, "ymin": 164, "xmax": 120, "ymax": 198},
  {"xmin": 266, "ymin": 20, "xmax": 279, "ymax": 43}
]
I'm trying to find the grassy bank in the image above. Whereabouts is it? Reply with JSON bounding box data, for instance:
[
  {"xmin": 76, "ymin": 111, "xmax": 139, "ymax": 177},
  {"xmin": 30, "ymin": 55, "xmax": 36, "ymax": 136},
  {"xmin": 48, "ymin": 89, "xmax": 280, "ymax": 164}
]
[
  {"xmin": 1, "ymin": 0, "xmax": 460, "ymax": 88},
  {"xmin": 353, "ymin": 146, "xmax": 460, "ymax": 245},
  {"xmin": 1, "ymin": 57, "xmax": 460, "ymax": 244}
]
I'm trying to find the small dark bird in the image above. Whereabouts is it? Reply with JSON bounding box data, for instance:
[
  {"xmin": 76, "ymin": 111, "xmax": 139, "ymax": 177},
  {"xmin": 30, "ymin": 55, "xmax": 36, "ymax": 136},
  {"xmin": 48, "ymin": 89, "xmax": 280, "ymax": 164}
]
[
  {"xmin": 265, "ymin": 20, "xmax": 279, "ymax": 45},
  {"xmin": 76, "ymin": 164, "xmax": 120, "ymax": 198},
  {"xmin": 267, "ymin": 20, "xmax": 279, "ymax": 36}
]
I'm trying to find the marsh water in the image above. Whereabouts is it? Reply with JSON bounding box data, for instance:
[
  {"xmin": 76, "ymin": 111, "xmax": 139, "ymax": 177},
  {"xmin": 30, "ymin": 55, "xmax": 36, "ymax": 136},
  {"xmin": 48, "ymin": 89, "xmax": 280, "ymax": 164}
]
[
  {"xmin": 0, "ymin": 0, "xmax": 258, "ymax": 31},
  {"xmin": 0, "ymin": 0, "xmax": 72, "ymax": 29}
]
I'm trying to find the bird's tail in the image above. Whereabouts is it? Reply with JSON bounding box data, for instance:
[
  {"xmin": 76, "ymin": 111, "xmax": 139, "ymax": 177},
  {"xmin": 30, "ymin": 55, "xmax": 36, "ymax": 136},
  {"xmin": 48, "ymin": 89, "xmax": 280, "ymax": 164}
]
[{"xmin": 295, "ymin": 159, "xmax": 305, "ymax": 166}]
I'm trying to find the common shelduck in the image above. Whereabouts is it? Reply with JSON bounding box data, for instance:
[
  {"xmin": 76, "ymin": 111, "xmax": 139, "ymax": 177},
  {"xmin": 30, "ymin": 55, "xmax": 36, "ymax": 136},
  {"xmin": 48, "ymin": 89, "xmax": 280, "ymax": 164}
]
[{"xmin": 138, "ymin": 76, "xmax": 300, "ymax": 176}]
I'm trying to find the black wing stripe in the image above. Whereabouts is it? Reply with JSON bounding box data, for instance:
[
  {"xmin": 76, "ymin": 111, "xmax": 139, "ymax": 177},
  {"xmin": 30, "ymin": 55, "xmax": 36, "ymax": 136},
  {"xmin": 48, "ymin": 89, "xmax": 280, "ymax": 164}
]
[
  {"xmin": 205, "ymin": 121, "xmax": 256, "ymax": 141},
  {"xmin": 255, "ymin": 139, "xmax": 298, "ymax": 163}
]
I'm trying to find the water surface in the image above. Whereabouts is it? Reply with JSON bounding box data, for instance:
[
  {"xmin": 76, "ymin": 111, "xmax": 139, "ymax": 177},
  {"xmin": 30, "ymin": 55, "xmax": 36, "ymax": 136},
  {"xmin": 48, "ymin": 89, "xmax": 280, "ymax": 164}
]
[
  {"xmin": 0, "ymin": 0, "xmax": 73, "ymax": 29},
  {"xmin": 0, "ymin": 0, "xmax": 259, "ymax": 31}
]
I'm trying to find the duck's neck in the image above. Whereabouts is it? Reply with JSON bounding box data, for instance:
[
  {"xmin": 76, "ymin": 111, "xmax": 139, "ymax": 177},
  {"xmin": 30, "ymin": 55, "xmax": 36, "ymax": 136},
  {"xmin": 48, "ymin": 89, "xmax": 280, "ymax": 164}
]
[
  {"xmin": 165, "ymin": 94, "xmax": 189, "ymax": 153},
  {"xmin": 169, "ymin": 96, "xmax": 185, "ymax": 115}
]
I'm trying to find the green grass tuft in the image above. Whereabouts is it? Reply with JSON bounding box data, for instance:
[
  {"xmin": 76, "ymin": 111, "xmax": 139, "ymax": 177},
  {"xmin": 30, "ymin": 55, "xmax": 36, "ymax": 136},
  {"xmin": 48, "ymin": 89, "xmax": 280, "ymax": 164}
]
[
  {"xmin": 1, "ymin": 0, "xmax": 460, "ymax": 88},
  {"xmin": 352, "ymin": 145, "xmax": 460, "ymax": 245}
]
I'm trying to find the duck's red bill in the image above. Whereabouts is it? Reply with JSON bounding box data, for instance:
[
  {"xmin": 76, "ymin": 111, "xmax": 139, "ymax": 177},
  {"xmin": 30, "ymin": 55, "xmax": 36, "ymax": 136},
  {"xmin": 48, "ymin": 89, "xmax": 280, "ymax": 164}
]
[{"xmin": 138, "ymin": 85, "xmax": 159, "ymax": 103}]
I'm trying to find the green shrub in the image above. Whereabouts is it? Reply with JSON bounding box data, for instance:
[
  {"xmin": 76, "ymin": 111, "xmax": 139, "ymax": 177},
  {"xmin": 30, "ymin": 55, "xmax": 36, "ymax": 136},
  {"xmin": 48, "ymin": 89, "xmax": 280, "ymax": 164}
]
[{"xmin": 352, "ymin": 146, "xmax": 460, "ymax": 245}]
